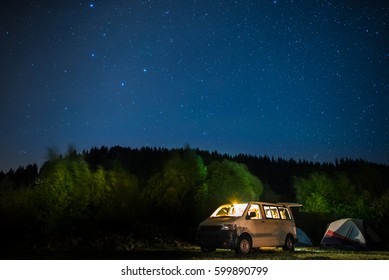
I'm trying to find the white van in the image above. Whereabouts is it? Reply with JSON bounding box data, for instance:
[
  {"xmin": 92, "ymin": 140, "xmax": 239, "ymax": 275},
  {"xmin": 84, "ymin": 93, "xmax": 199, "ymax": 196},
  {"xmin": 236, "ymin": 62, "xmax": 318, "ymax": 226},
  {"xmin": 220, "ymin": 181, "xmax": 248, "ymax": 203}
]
[{"xmin": 197, "ymin": 201, "xmax": 301, "ymax": 254}]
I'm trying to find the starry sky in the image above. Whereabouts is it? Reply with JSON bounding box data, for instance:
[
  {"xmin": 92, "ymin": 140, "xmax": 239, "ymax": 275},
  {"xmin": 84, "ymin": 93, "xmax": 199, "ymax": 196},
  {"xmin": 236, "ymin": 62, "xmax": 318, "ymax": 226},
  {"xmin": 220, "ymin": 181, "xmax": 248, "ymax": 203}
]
[{"xmin": 0, "ymin": 0, "xmax": 388, "ymax": 171}]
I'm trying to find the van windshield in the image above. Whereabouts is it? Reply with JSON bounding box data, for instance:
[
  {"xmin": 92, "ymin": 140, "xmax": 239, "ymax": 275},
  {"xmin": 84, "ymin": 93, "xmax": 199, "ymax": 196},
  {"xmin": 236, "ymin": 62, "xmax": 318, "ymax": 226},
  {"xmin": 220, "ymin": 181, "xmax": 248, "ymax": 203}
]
[{"xmin": 210, "ymin": 203, "xmax": 248, "ymax": 217}]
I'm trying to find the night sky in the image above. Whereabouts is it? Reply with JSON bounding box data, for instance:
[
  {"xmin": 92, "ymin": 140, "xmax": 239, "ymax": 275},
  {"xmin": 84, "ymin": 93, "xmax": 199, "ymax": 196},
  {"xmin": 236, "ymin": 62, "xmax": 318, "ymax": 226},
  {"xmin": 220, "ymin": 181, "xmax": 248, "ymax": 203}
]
[{"xmin": 1, "ymin": 0, "xmax": 388, "ymax": 171}]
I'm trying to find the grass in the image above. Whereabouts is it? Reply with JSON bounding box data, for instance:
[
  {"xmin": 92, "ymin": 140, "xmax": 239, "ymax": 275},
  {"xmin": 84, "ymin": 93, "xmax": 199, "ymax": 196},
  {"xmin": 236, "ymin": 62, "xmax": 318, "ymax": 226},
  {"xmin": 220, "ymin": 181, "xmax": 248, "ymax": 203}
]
[
  {"xmin": 192, "ymin": 247, "xmax": 389, "ymax": 260},
  {"xmin": 1, "ymin": 229, "xmax": 388, "ymax": 260},
  {"xmin": 2, "ymin": 246, "xmax": 389, "ymax": 260}
]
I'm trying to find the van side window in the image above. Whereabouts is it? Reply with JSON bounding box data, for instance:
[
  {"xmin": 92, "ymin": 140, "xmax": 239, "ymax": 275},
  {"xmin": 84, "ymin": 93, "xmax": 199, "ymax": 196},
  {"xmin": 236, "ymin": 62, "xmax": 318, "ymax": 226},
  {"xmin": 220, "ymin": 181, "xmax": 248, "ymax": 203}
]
[
  {"xmin": 263, "ymin": 206, "xmax": 280, "ymax": 219},
  {"xmin": 278, "ymin": 207, "xmax": 291, "ymax": 220},
  {"xmin": 248, "ymin": 204, "xmax": 261, "ymax": 219}
]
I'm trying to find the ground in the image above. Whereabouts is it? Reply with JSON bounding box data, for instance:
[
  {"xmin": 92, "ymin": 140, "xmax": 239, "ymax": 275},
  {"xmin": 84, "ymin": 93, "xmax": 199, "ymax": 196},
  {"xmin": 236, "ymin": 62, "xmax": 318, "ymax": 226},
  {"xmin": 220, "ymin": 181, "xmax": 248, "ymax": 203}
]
[{"xmin": 1, "ymin": 246, "xmax": 389, "ymax": 260}]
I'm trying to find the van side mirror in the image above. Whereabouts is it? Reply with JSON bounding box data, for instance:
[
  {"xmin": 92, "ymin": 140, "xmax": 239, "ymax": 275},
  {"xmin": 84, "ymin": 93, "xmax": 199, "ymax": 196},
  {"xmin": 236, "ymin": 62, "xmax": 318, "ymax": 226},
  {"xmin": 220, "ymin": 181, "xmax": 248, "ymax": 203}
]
[{"xmin": 247, "ymin": 212, "xmax": 256, "ymax": 219}]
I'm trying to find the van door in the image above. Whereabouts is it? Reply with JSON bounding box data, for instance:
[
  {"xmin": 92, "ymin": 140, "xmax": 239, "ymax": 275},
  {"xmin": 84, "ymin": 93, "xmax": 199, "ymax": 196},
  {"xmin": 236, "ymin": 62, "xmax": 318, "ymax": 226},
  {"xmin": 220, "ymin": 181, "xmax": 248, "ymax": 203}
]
[
  {"xmin": 241, "ymin": 203, "xmax": 273, "ymax": 247},
  {"xmin": 262, "ymin": 205, "xmax": 295, "ymax": 246},
  {"xmin": 261, "ymin": 205, "xmax": 285, "ymax": 246}
]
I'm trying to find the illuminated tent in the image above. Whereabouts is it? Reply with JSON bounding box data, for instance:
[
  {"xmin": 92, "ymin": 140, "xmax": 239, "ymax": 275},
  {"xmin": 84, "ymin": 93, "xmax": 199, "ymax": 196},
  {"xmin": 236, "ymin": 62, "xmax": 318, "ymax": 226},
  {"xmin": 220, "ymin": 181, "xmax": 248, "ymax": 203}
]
[
  {"xmin": 296, "ymin": 228, "xmax": 313, "ymax": 247},
  {"xmin": 321, "ymin": 218, "xmax": 382, "ymax": 250}
]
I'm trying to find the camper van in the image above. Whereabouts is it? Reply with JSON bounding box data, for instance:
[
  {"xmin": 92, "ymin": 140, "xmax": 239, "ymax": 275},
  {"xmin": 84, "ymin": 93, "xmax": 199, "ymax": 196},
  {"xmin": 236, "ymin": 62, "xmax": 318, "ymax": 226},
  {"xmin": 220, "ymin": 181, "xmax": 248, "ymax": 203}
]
[{"xmin": 197, "ymin": 201, "xmax": 301, "ymax": 254}]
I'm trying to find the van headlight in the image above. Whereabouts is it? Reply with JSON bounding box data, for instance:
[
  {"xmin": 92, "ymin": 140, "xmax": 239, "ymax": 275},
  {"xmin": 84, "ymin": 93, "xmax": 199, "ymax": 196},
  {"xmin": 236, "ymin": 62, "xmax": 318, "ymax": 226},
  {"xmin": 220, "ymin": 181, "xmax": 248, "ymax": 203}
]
[{"xmin": 221, "ymin": 224, "xmax": 236, "ymax": 230}]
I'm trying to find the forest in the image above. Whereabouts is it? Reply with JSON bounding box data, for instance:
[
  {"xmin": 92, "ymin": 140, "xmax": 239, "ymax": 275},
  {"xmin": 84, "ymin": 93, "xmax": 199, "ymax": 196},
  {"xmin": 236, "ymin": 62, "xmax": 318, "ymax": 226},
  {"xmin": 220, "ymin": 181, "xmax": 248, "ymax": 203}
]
[{"xmin": 1, "ymin": 145, "xmax": 388, "ymax": 252}]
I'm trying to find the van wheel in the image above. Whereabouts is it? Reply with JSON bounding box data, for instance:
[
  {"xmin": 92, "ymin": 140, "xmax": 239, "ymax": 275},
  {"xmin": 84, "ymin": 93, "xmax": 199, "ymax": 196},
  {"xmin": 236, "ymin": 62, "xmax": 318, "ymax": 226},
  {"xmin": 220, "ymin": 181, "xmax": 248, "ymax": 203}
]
[
  {"xmin": 201, "ymin": 246, "xmax": 216, "ymax": 253},
  {"xmin": 282, "ymin": 234, "xmax": 295, "ymax": 251},
  {"xmin": 235, "ymin": 235, "xmax": 252, "ymax": 254}
]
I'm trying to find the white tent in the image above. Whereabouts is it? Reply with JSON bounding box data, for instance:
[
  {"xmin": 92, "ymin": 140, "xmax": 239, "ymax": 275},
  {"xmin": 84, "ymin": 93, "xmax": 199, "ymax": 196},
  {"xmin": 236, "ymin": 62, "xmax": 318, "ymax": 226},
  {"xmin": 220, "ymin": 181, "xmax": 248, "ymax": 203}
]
[{"xmin": 321, "ymin": 218, "xmax": 382, "ymax": 250}]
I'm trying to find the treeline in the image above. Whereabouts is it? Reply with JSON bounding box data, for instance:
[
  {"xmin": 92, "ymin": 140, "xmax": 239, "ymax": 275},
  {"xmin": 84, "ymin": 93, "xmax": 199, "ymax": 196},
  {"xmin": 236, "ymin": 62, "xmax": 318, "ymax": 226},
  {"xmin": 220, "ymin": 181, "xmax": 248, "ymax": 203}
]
[{"xmin": 0, "ymin": 145, "xmax": 388, "ymax": 247}]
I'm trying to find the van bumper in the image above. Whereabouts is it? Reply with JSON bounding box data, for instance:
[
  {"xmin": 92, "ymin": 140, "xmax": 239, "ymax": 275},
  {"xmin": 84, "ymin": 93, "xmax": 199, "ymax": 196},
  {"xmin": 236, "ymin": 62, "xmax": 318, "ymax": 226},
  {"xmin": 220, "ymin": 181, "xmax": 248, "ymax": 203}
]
[{"xmin": 197, "ymin": 229, "xmax": 239, "ymax": 249}]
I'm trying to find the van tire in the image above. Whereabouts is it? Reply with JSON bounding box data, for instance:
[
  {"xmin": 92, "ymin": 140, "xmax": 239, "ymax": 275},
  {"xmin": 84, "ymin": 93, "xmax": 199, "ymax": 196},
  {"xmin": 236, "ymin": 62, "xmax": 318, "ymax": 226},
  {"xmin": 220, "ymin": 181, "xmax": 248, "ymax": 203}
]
[
  {"xmin": 282, "ymin": 234, "xmax": 295, "ymax": 251},
  {"xmin": 235, "ymin": 235, "xmax": 252, "ymax": 254}
]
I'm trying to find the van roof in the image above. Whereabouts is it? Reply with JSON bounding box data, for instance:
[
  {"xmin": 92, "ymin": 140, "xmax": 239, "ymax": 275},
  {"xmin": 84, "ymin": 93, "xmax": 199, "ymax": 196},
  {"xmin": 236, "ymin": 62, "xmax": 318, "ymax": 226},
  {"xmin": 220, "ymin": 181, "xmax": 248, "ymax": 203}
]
[
  {"xmin": 248, "ymin": 201, "xmax": 303, "ymax": 208},
  {"xmin": 276, "ymin": 202, "xmax": 303, "ymax": 207}
]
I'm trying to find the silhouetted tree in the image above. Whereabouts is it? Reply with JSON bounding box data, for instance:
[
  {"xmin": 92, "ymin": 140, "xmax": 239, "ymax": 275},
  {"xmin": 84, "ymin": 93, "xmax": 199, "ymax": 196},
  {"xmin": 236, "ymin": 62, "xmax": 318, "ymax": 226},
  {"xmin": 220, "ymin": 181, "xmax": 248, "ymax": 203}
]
[
  {"xmin": 206, "ymin": 159, "xmax": 264, "ymax": 213},
  {"xmin": 294, "ymin": 172, "xmax": 371, "ymax": 219},
  {"xmin": 36, "ymin": 155, "xmax": 93, "ymax": 231},
  {"xmin": 142, "ymin": 148, "xmax": 207, "ymax": 223}
]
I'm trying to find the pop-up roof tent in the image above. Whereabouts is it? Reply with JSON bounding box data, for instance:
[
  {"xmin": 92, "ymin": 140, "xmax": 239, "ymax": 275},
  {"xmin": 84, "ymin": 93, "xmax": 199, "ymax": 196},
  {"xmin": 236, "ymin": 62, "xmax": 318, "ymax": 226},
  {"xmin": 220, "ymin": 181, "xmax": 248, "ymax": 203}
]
[
  {"xmin": 321, "ymin": 218, "xmax": 382, "ymax": 250},
  {"xmin": 296, "ymin": 227, "xmax": 313, "ymax": 247}
]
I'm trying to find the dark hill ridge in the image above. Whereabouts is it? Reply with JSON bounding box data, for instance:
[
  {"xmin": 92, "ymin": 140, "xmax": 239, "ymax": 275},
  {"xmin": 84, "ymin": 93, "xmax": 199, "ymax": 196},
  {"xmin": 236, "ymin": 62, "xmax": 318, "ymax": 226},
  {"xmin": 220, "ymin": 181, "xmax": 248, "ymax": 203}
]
[{"xmin": 1, "ymin": 145, "xmax": 389, "ymax": 200}]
